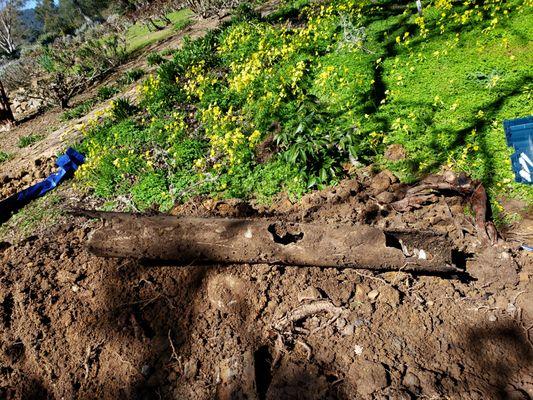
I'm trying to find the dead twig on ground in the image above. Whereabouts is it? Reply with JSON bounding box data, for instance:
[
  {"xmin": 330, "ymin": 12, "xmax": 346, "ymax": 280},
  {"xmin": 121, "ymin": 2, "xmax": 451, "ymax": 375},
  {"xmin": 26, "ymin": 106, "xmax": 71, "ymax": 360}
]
[
  {"xmin": 271, "ymin": 299, "xmax": 349, "ymax": 366},
  {"xmin": 83, "ymin": 340, "xmax": 104, "ymax": 381},
  {"xmin": 273, "ymin": 300, "xmax": 346, "ymax": 333},
  {"xmin": 168, "ymin": 329, "xmax": 179, "ymax": 363},
  {"xmin": 354, "ymin": 270, "xmax": 391, "ymax": 286},
  {"xmin": 295, "ymin": 339, "xmax": 312, "ymax": 361}
]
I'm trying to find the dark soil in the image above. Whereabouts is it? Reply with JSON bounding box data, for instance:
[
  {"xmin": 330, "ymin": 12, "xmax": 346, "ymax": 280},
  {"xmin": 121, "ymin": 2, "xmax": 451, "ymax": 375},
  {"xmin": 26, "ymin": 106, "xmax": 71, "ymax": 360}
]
[{"xmin": 0, "ymin": 171, "xmax": 532, "ymax": 400}]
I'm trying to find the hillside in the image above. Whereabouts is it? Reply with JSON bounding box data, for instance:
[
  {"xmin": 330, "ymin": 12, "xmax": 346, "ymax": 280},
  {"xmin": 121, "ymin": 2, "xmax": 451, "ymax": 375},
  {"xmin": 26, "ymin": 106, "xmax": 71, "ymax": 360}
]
[{"xmin": 72, "ymin": 0, "xmax": 532, "ymax": 221}]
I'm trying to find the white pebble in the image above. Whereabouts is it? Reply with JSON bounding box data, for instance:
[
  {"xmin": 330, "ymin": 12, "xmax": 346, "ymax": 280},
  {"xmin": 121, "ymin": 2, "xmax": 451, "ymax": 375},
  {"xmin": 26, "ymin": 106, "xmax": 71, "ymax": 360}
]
[{"xmin": 367, "ymin": 289, "xmax": 379, "ymax": 300}]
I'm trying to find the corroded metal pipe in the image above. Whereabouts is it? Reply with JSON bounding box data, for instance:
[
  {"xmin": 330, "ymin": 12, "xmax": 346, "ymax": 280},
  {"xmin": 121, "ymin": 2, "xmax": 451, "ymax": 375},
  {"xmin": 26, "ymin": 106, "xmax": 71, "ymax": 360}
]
[{"xmin": 78, "ymin": 211, "xmax": 460, "ymax": 273}]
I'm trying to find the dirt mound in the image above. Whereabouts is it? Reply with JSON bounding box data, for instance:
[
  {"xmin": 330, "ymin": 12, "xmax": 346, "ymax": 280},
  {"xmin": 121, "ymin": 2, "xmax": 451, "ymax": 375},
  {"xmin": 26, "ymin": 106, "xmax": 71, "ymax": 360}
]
[
  {"xmin": 0, "ymin": 174, "xmax": 532, "ymax": 399},
  {"xmin": 0, "ymin": 156, "xmax": 56, "ymax": 200}
]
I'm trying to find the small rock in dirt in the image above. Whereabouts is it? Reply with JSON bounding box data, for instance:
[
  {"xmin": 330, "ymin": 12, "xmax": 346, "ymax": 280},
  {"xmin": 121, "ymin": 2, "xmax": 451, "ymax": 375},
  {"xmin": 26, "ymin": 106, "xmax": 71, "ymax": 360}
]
[
  {"xmin": 355, "ymin": 284, "xmax": 370, "ymax": 303},
  {"xmin": 297, "ymin": 287, "xmax": 322, "ymax": 303},
  {"xmin": 336, "ymin": 317, "xmax": 347, "ymax": 330},
  {"xmin": 442, "ymin": 170, "xmax": 457, "ymax": 183},
  {"xmin": 506, "ymin": 302, "xmax": 517, "ymax": 315},
  {"xmin": 402, "ymin": 371, "xmax": 420, "ymax": 390},
  {"xmin": 500, "ymin": 251, "xmax": 510, "ymax": 260},
  {"xmin": 342, "ymin": 323, "xmax": 355, "ymax": 336},
  {"xmin": 354, "ymin": 344, "xmax": 363, "ymax": 356},
  {"xmin": 488, "ymin": 314, "xmax": 497, "ymax": 322},
  {"xmin": 367, "ymin": 289, "xmax": 380, "ymax": 301},
  {"xmin": 71, "ymin": 284, "xmax": 79, "ymax": 292},
  {"xmin": 385, "ymin": 144, "xmax": 406, "ymax": 161},
  {"xmin": 342, "ymin": 315, "xmax": 364, "ymax": 336},
  {"xmin": 141, "ymin": 364, "xmax": 152, "ymax": 377}
]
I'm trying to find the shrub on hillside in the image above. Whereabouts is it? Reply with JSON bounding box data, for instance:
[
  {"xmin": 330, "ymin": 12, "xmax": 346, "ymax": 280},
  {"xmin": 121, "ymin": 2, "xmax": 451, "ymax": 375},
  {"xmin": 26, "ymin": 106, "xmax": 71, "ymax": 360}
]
[
  {"xmin": 0, "ymin": 23, "xmax": 128, "ymax": 110},
  {"xmin": 97, "ymin": 85, "xmax": 120, "ymax": 101},
  {"xmin": 60, "ymin": 99, "xmax": 97, "ymax": 121},
  {"xmin": 109, "ymin": 97, "xmax": 137, "ymax": 121},
  {"xmin": 118, "ymin": 68, "xmax": 145, "ymax": 85},
  {"xmin": 39, "ymin": 28, "xmax": 127, "ymax": 108},
  {"xmin": 147, "ymin": 52, "xmax": 165, "ymax": 66},
  {"xmin": 0, "ymin": 151, "xmax": 11, "ymax": 163},
  {"xmin": 18, "ymin": 134, "xmax": 44, "ymax": 148},
  {"xmin": 185, "ymin": 0, "xmax": 247, "ymax": 17}
]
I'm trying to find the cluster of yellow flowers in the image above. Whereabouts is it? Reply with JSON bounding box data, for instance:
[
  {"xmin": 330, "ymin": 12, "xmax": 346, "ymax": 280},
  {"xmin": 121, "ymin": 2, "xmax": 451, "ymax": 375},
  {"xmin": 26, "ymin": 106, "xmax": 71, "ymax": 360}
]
[
  {"xmin": 198, "ymin": 105, "xmax": 261, "ymax": 171},
  {"xmin": 183, "ymin": 61, "xmax": 218, "ymax": 101},
  {"xmin": 167, "ymin": 112, "xmax": 187, "ymax": 143},
  {"xmin": 218, "ymin": 2, "xmax": 343, "ymax": 101},
  {"xmin": 139, "ymin": 74, "xmax": 161, "ymax": 98},
  {"xmin": 220, "ymin": 25, "xmax": 297, "ymax": 95},
  {"xmin": 414, "ymin": 0, "xmax": 518, "ymax": 39},
  {"xmin": 75, "ymin": 136, "xmax": 105, "ymax": 184},
  {"xmin": 435, "ymin": 0, "xmax": 453, "ymax": 11}
]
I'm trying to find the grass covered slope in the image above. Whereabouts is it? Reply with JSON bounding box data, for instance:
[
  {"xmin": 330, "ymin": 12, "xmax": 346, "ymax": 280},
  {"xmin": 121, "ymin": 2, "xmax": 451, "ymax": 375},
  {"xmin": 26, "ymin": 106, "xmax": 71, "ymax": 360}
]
[
  {"xmin": 126, "ymin": 9, "xmax": 193, "ymax": 54},
  {"xmin": 76, "ymin": 0, "xmax": 533, "ymax": 213}
]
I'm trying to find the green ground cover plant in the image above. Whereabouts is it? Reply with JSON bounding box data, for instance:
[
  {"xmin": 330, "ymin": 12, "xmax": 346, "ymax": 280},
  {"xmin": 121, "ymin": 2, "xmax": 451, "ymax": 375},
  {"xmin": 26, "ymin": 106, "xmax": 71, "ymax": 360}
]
[
  {"xmin": 0, "ymin": 151, "xmax": 11, "ymax": 164},
  {"xmin": 61, "ymin": 83, "xmax": 131, "ymax": 123},
  {"xmin": 97, "ymin": 85, "xmax": 120, "ymax": 101},
  {"xmin": 18, "ymin": 134, "xmax": 45, "ymax": 148},
  {"xmin": 118, "ymin": 68, "xmax": 146, "ymax": 85},
  {"xmin": 147, "ymin": 51, "xmax": 166, "ymax": 66},
  {"xmin": 61, "ymin": 99, "xmax": 98, "ymax": 121},
  {"xmin": 76, "ymin": 0, "xmax": 533, "ymax": 213},
  {"xmin": 0, "ymin": 193, "xmax": 62, "ymax": 243}
]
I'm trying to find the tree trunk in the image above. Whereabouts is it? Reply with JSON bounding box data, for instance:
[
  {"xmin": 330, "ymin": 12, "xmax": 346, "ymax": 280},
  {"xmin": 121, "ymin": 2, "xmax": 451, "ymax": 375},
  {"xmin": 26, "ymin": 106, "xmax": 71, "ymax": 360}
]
[
  {"xmin": 0, "ymin": 80, "xmax": 15, "ymax": 130},
  {"xmin": 79, "ymin": 211, "xmax": 461, "ymax": 273}
]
